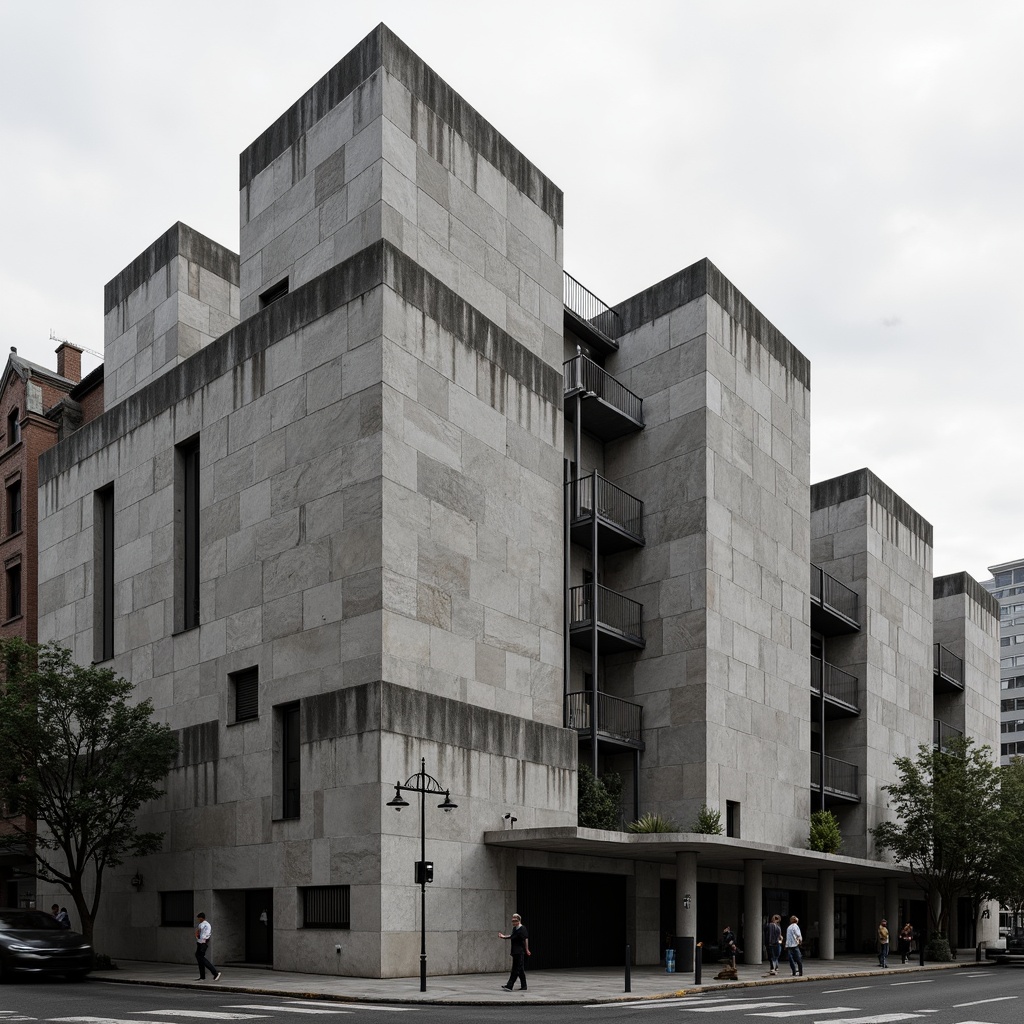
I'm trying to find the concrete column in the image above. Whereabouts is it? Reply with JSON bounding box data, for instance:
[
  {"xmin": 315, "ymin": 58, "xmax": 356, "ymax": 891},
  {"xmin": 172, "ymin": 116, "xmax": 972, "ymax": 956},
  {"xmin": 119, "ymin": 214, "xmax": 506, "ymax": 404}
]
[
  {"xmin": 884, "ymin": 877, "xmax": 900, "ymax": 939},
  {"xmin": 817, "ymin": 869, "xmax": 835, "ymax": 960},
  {"xmin": 676, "ymin": 852, "xmax": 697, "ymax": 970},
  {"xmin": 744, "ymin": 859, "xmax": 763, "ymax": 966}
]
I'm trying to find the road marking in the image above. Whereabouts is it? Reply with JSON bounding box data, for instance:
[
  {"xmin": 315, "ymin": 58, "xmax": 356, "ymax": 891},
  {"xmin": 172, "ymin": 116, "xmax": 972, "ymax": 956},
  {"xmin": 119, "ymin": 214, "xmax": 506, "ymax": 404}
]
[
  {"xmin": 586, "ymin": 997, "xmax": 768, "ymax": 1009},
  {"xmin": 679, "ymin": 1003, "xmax": 794, "ymax": 1013},
  {"xmin": 224, "ymin": 1010, "xmax": 352, "ymax": 1017},
  {"xmin": 139, "ymin": 1015, "xmax": 269, "ymax": 1020},
  {"xmin": 748, "ymin": 1009, "xmax": 858, "ymax": 1018},
  {"xmin": 282, "ymin": 1006, "xmax": 414, "ymax": 1013},
  {"xmin": 952, "ymin": 996, "xmax": 1019, "ymax": 1007},
  {"xmin": 890, "ymin": 981, "xmax": 933, "ymax": 986},
  {"xmin": 960, "ymin": 972, "xmax": 994, "ymax": 976},
  {"xmin": 811, "ymin": 1017, "xmax": 923, "ymax": 1024},
  {"xmin": 823, "ymin": 987, "xmax": 872, "ymax": 994},
  {"xmin": 51, "ymin": 1019, "xmax": 167, "ymax": 1024}
]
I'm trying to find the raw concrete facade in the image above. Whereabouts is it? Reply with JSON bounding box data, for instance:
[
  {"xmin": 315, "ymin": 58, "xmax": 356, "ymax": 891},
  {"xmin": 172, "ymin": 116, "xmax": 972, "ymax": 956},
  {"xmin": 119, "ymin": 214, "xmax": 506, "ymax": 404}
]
[{"xmin": 34, "ymin": 24, "xmax": 1000, "ymax": 976}]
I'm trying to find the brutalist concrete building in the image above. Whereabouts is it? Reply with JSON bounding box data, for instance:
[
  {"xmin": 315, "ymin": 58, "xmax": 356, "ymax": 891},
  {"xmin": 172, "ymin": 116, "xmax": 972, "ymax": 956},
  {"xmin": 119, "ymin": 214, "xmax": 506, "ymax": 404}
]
[
  {"xmin": 36, "ymin": 25, "xmax": 1000, "ymax": 974},
  {"xmin": 982, "ymin": 557, "xmax": 1024, "ymax": 765}
]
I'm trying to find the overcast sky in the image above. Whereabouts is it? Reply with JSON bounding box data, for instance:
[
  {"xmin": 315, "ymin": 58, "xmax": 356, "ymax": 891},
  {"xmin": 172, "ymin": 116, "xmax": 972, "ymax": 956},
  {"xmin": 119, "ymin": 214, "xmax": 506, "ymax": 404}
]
[{"xmin": 1, "ymin": 1, "xmax": 1020, "ymax": 582}]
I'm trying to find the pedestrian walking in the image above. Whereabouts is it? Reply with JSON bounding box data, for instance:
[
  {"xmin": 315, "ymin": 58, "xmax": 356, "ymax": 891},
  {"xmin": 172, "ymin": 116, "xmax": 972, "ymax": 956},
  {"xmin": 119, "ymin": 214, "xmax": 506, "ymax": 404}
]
[
  {"xmin": 898, "ymin": 922, "xmax": 913, "ymax": 964},
  {"xmin": 721, "ymin": 924, "xmax": 739, "ymax": 968},
  {"xmin": 877, "ymin": 918, "xmax": 889, "ymax": 968},
  {"xmin": 785, "ymin": 915, "xmax": 803, "ymax": 976},
  {"xmin": 498, "ymin": 913, "xmax": 530, "ymax": 991},
  {"xmin": 764, "ymin": 914, "xmax": 783, "ymax": 976},
  {"xmin": 194, "ymin": 912, "xmax": 222, "ymax": 982}
]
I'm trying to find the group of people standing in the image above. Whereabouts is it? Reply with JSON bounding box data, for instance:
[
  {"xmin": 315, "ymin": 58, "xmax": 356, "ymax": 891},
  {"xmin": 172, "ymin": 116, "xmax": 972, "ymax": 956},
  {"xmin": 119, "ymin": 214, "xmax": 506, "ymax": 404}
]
[{"xmin": 877, "ymin": 918, "xmax": 916, "ymax": 968}]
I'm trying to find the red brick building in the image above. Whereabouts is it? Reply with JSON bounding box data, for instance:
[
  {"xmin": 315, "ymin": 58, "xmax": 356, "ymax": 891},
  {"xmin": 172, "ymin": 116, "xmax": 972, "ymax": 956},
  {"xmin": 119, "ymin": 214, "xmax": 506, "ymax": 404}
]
[{"xmin": 0, "ymin": 341, "xmax": 103, "ymax": 907}]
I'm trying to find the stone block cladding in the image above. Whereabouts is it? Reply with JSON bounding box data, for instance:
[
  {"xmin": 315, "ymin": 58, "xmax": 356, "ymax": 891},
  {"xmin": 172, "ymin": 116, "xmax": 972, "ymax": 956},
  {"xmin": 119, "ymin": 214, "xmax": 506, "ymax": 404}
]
[{"xmin": 37, "ymin": 24, "xmax": 568, "ymax": 977}]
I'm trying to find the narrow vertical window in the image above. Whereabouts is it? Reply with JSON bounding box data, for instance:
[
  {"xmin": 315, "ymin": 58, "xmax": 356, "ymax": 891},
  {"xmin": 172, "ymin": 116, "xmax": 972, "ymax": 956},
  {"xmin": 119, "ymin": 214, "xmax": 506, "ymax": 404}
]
[
  {"xmin": 726, "ymin": 800, "xmax": 740, "ymax": 838},
  {"xmin": 5, "ymin": 563, "xmax": 21, "ymax": 620},
  {"xmin": 6, "ymin": 409, "xmax": 20, "ymax": 446},
  {"xmin": 175, "ymin": 437, "xmax": 200, "ymax": 631},
  {"xmin": 232, "ymin": 667, "xmax": 259, "ymax": 723},
  {"xmin": 279, "ymin": 703, "xmax": 300, "ymax": 819},
  {"xmin": 94, "ymin": 485, "xmax": 114, "ymax": 662},
  {"xmin": 6, "ymin": 479, "xmax": 21, "ymax": 535}
]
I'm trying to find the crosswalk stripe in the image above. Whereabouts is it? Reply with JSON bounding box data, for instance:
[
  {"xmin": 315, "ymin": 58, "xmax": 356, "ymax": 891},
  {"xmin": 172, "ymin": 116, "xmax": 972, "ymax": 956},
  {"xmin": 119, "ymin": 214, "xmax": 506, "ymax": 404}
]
[
  {"xmin": 586, "ymin": 997, "xmax": 767, "ymax": 1009},
  {"xmin": 952, "ymin": 996, "xmax": 1019, "ymax": 1007},
  {"xmin": 283, "ymin": 1005, "xmax": 415, "ymax": 1013},
  {"xmin": 224, "ymin": 1010, "xmax": 351, "ymax": 1017},
  {"xmin": 680, "ymin": 1004, "xmax": 794, "ymax": 1013},
  {"xmin": 812, "ymin": 1016, "xmax": 923, "ymax": 1024},
  {"xmin": 748, "ymin": 1009, "xmax": 858, "ymax": 1018},
  {"xmin": 51, "ymin": 1018, "xmax": 165, "ymax": 1024},
  {"xmin": 139, "ymin": 1014, "xmax": 269, "ymax": 1020}
]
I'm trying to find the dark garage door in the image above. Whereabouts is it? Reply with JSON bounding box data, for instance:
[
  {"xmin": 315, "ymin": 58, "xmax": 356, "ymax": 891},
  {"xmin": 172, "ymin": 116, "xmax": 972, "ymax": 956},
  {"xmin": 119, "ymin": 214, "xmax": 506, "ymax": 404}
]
[{"xmin": 516, "ymin": 866, "xmax": 627, "ymax": 969}]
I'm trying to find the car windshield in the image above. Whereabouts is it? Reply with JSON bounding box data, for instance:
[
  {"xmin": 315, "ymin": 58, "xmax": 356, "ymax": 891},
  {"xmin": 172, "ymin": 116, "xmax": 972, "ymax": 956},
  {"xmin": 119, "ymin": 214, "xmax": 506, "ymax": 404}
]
[{"xmin": 0, "ymin": 910, "xmax": 65, "ymax": 931}]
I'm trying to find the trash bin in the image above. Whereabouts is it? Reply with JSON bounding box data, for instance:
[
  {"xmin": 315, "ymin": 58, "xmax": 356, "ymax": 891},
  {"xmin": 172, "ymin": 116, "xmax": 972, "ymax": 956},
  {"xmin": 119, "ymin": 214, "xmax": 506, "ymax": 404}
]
[
  {"xmin": 675, "ymin": 935, "xmax": 695, "ymax": 972},
  {"xmin": 665, "ymin": 947, "xmax": 676, "ymax": 973}
]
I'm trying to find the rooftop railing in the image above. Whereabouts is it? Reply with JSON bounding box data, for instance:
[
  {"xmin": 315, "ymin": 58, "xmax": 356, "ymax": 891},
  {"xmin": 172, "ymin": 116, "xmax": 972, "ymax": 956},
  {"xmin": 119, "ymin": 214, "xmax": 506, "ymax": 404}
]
[
  {"xmin": 564, "ymin": 272, "xmax": 620, "ymax": 339},
  {"xmin": 933, "ymin": 643, "xmax": 964, "ymax": 689},
  {"xmin": 810, "ymin": 563, "xmax": 860, "ymax": 627},
  {"xmin": 565, "ymin": 690, "xmax": 643, "ymax": 744},
  {"xmin": 810, "ymin": 657, "xmax": 859, "ymax": 710},
  {"xmin": 567, "ymin": 473, "xmax": 644, "ymax": 544},
  {"xmin": 563, "ymin": 353, "xmax": 643, "ymax": 426},
  {"xmin": 568, "ymin": 583, "xmax": 644, "ymax": 645},
  {"xmin": 810, "ymin": 752, "xmax": 860, "ymax": 800}
]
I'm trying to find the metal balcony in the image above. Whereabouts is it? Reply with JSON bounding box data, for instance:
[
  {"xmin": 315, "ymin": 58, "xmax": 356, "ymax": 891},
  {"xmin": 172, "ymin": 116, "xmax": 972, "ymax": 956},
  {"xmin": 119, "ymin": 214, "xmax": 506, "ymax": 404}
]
[
  {"xmin": 810, "ymin": 658, "xmax": 860, "ymax": 717},
  {"xmin": 810, "ymin": 752, "xmax": 860, "ymax": 803},
  {"xmin": 565, "ymin": 690, "xmax": 645, "ymax": 750},
  {"xmin": 564, "ymin": 353, "xmax": 644, "ymax": 441},
  {"xmin": 810, "ymin": 563, "xmax": 860, "ymax": 635},
  {"xmin": 568, "ymin": 583, "xmax": 645, "ymax": 653},
  {"xmin": 933, "ymin": 643, "xmax": 964, "ymax": 694},
  {"xmin": 564, "ymin": 272, "xmax": 620, "ymax": 351},
  {"xmin": 934, "ymin": 719, "xmax": 964, "ymax": 751},
  {"xmin": 567, "ymin": 473, "xmax": 645, "ymax": 553}
]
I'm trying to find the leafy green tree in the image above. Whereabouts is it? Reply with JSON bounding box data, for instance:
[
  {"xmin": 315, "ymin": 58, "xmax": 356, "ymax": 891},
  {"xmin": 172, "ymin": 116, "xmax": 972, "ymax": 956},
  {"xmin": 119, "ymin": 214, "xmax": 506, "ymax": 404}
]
[
  {"xmin": 870, "ymin": 737, "xmax": 1001, "ymax": 941},
  {"xmin": 987, "ymin": 756, "xmax": 1024, "ymax": 931},
  {"xmin": 577, "ymin": 763, "xmax": 623, "ymax": 830},
  {"xmin": 809, "ymin": 809, "xmax": 843, "ymax": 853},
  {"xmin": 0, "ymin": 640, "xmax": 179, "ymax": 945},
  {"xmin": 691, "ymin": 804, "xmax": 724, "ymax": 834}
]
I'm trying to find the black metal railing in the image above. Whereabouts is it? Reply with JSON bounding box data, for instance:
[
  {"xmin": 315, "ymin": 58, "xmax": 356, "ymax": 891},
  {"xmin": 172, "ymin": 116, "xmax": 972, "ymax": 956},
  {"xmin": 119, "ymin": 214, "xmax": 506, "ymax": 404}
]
[
  {"xmin": 563, "ymin": 353, "xmax": 644, "ymax": 426},
  {"xmin": 934, "ymin": 719, "xmax": 964, "ymax": 751},
  {"xmin": 566, "ymin": 473, "xmax": 644, "ymax": 542},
  {"xmin": 933, "ymin": 643, "xmax": 964, "ymax": 688},
  {"xmin": 568, "ymin": 583, "xmax": 644, "ymax": 643},
  {"xmin": 565, "ymin": 690, "xmax": 643, "ymax": 743},
  {"xmin": 810, "ymin": 563, "xmax": 859, "ymax": 625},
  {"xmin": 564, "ymin": 272, "xmax": 621, "ymax": 338},
  {"xmin": 810, "ymin": 752, "xmax": 859, "ymax": 799},
  {"xmin": 810, "ymin": 658, "xmax": 859, "ymax": 709}
]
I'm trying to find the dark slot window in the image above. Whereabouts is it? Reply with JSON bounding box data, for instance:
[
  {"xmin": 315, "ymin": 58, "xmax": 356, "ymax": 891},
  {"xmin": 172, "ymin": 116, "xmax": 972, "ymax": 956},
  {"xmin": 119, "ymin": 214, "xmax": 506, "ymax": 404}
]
[
  {"xmin": 176, "ymin": 438, "xmax": 200, "ymax": 631},
  {"xmin": 259, "ymin": 278, "xmax": 289, "ymax": 308},
  {"xmin": 302, "ymin": 885, "xmax": 350, "ymax": 928},
  {"xmin": 7, "ymin": 409, "xmax": 19, "ymax": 446},
  {"xmin": 281, "ymin": 703, "xmax": 300, "ymax": 819},
  {"xmin": 5, "ymin": 564, "xmax": 20, "ymax": 620},
  {"xmin": 233, "ymin": 667, "xmax": 259, "ymax": 723},
  {"xmin": 726, "ymin": 800, "xmax": 740, "ymax": 838},
  {"xmin": 160, "ymin": 891, "xmax": 194, "ymax": 926},
  {"xmin": 95, "ymin": 485, "xmax": 114, "ymax": 662},
  {"xmin": 7, "ymin": 481, "xmax": 20, "ymax": 534}
]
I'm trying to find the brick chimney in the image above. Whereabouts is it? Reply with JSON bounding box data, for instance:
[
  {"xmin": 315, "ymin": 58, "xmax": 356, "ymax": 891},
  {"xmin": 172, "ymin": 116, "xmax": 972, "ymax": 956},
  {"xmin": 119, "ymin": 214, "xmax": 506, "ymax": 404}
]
[{"xmin": 55, "ymin": 342, "xmax": 82, "ymax": 383}]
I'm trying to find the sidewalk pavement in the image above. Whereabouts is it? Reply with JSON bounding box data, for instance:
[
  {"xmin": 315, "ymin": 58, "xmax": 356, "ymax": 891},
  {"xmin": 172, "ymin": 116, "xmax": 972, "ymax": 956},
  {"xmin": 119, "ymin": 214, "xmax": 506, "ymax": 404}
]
[{"xmin": 91, "ymin": 953, "xmax": 982, "ymax": 1005}]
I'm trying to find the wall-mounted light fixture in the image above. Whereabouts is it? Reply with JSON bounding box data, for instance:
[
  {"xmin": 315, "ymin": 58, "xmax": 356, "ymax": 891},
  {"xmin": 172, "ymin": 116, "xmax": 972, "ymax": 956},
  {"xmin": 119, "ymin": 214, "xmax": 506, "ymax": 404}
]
[
  {"xmin": 682, "ymin": 893, "xmax": 691, "ymax": 910},
  {"xmin": 130, "ymin": 872, "xmax": 144, "ymax": 892},
  {"xmin": 503, "ymin": 813, "xmax": 518, "ymax": 829}
]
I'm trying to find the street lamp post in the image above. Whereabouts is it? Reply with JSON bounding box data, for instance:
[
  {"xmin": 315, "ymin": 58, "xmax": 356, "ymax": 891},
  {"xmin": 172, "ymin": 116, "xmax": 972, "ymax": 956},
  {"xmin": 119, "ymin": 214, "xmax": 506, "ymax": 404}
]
[{"xmin": 385, "ymin": 757, "xmax": 457, "ymax": 992}]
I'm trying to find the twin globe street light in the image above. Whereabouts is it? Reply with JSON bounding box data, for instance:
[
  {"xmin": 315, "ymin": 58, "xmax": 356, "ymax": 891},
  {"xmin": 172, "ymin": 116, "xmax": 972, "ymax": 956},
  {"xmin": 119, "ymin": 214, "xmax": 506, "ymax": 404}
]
[{"xmin": 385, "ymin": 757, "xmax": 457, "ymax": 992}]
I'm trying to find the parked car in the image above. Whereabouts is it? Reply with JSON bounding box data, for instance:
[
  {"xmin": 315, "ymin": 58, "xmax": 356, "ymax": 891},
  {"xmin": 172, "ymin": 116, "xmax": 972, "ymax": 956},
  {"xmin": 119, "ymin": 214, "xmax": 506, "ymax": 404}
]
[
  {"xmin": 985, "ymin": 927, "xmax": 1024, "ymax": 965},
  {"xmin": 0, "ymin": 908, "xmax": 92, "ymax": 981}
]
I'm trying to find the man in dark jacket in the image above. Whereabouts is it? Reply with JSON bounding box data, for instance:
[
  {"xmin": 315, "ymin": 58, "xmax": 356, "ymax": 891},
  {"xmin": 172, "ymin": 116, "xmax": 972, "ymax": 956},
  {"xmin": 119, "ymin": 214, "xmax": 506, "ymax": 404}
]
[{"xmin": 499, "ymin": 913, "xmax": 531, "ymax": 991}]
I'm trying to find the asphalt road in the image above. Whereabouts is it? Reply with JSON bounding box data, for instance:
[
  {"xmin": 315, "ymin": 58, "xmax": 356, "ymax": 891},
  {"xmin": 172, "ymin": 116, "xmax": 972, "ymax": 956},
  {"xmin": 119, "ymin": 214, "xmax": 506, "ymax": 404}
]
[{"xmin": 1, "ymin": 966, "xmax": 1022, "ymax": 1024}]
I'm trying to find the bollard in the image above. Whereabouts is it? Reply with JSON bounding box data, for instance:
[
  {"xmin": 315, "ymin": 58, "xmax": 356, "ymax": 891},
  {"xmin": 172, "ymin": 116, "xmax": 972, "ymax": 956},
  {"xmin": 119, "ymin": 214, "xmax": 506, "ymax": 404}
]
[
  {"xmin": 976, "ymin": 943, "xmax": 982, "ymax": 963},
  {"xmin": 695, "ymin": 941, "xmax": 703, "ymax": 986},
  {"xmin": 919, "ymin": 941, "xmax": 925, "ymax": 967},
  {"xmin": 625, "ymin": 944, "xmax": 631, "ymax": 992}
]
